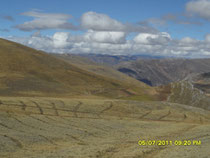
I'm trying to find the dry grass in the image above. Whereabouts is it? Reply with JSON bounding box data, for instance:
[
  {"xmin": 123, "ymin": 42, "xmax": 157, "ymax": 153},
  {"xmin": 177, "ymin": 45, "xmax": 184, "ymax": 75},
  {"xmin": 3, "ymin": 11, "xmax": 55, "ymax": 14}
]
[
  {"xmin": 0, "ymin": 96, "xmax": 210, "ymax": 158},
  {"xmin": 0, "ymin": 38, "xmax": 210, "ymax": 158},
  {"xmin": 0, "ymin": 38, "xmax": 155, "ymax": 100}
]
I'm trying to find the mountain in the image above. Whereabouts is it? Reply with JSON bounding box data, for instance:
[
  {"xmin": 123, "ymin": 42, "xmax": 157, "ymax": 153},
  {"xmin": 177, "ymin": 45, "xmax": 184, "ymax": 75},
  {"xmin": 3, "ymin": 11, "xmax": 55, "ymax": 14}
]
[
  {"xmin": 189, "ymin": 72, "xmax": 210, "ymax": 96},
  {"xmin": 54, "ymin": 53, "xmax": 150, "ymax": 88},
  {"xmin": 158, "ymin": 81, "xmax": 210, "ymax": 110},
  {"xmin": 1, "ymin": 39, "xmax": 210, "ymax": 158},
  {"xmin": 116, "ymin": 58, "xmax": 210, "ymax": 86},
  {"xmin": 0, "ymin": 38, "xmax": 155, "ymax": 100},
  {"xmin": 76, "ymin": 53, "xmax": 163, "ymax": 66},
  {"xmin": 157, "ymin": 72, "xmax": 210, "ymax": 110}
]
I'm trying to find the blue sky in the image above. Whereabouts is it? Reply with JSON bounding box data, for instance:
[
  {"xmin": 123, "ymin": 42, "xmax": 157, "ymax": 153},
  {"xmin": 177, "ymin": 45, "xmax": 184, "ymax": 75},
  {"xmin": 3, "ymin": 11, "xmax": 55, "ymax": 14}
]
[{"xmin": 1, "ymin": 0, "xmax": 210, "ymax": 57}]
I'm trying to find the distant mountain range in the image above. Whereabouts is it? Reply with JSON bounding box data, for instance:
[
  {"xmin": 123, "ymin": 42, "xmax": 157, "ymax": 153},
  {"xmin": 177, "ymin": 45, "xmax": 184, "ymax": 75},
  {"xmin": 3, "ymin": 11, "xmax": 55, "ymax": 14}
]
[
  {"xmin": 117, "ymin": 58, "xmax": 210, "ymax": 86},
  {"xmin": 61, "ymin": 53, "xmax": 210, "ymax": 87},
  {"xmin": 75, "ymin": 53, "xmax": 165, "ymax": 65}
]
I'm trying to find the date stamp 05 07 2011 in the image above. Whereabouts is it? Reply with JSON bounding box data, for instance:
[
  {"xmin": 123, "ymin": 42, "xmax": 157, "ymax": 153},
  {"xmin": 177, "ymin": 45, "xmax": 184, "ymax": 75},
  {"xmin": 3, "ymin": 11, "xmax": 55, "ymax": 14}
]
[{"xmin": 138, "ymin": 140, "xmax": 201, "ymax": 146}]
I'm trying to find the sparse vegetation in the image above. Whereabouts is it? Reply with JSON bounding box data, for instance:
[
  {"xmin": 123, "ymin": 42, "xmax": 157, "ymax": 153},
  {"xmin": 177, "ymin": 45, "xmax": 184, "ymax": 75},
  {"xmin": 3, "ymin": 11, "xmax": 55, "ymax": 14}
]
[
  {"xmin": 0, "ymin": 38, "xmax": 155, "ymax": 100},
  {"xmin": 168, "ymin": 81, "xmax": 210, "ymax": 110},
  {"xmin": 0, "ymin": 97, "xmax": 210, "ymax": 158},
  {"xmin": 0, "ymin": 39, "xmax": 210, "ymax": 158}
]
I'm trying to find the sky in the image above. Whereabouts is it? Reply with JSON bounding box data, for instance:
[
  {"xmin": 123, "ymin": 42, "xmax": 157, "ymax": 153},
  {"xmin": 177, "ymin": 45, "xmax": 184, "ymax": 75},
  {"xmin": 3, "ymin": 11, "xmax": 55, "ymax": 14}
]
[{"xmin": 1, "ymin": 0, "xmax": 210, "ymax": 58}]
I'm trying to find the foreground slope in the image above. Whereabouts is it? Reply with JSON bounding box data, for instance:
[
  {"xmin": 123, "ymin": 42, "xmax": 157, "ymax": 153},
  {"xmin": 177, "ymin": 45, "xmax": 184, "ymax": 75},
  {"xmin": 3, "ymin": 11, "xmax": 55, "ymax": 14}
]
[
  {"xmin": 0, "ymin": 38, "xmax": 154, "ymax": 100},
  {"xmin": 0, "ymin": 97, "xmax": 210, "ymax": 158}
]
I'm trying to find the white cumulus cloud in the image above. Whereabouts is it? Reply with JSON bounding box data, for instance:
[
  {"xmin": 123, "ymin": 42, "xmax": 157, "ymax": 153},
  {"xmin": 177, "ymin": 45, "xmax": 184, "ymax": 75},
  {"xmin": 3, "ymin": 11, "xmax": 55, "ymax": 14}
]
[
  {"xmin": 81, "ymin": 11, "xmax": 125, "ymax": 31},
  {"xmin": 84, "ymin": 30, "xmax": 126, "ymax": 44},
  {"xmin": 81, "ymin": 11, "xmax": 157, "ymax": 33},
  {"xmin": 53, "ymin": 32, "xmax": 71, "ymax": 48},
  {"xmin": 133, "ymin": 32, "xmax": 171, "ymax": 45}
]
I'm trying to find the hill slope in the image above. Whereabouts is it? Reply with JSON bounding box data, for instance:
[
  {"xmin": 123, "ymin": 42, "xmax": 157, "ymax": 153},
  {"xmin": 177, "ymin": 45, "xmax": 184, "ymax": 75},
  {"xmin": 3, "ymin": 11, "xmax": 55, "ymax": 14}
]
[
  {"xmin": 166, "ymin": 81, "xmax": 210, "ymax": 110},
  {"xmin": 116, "ymin": 58, "xmax": 210, "ymax": 86},
  {"xmin": 0, "ymin": 96, "xmax": 210, "ymax": 158},
  {"xmin": 189, "ymin": 72, "xmax": 210, "ymax": 96},
  {"xmin": 0, "ymin": 38, "xmax": 154, "ymax": 100},
  {"xmin": 157, "ymin": 72, "xmax": 210, "ymax": 110},
  {"xmin": 54, "ymin": 53, "xmax": 149, "ymax": 89}
]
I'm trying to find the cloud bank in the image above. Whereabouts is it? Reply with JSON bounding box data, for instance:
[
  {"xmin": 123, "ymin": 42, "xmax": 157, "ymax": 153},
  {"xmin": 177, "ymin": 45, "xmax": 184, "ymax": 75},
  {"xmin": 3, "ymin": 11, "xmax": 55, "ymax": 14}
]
[
  {"xmin": 7, "ymin": 30, "xmax": 210, "ymax": 58},
  {"xmin": 7, "ymin": 6, "xmax": 210, "ymax": 58}
]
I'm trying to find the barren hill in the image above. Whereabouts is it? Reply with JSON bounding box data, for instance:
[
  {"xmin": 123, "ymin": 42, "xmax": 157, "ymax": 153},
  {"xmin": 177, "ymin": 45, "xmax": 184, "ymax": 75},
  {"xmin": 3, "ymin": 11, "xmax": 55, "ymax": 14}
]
[
  {"xmin": 116, "ymin": 58, "xmax": 210, "ymax": 86},
  {"xmin": 54, "ymin": 53, "xmax": 149, "ymax": 89},
  {"xmin": 0, "ymin": 38, "xmax": 154, "ymax": 100},
  {"xmin": 157, "ymin": 72, "xmax": 210, "ymax": 110},
  {"xmin": 0, "ymin": 39, "xmax": 210, "ymax": 158},
  {"xmin": 190, "ymin": 72, "xmax": 210, "ymax": 96}
]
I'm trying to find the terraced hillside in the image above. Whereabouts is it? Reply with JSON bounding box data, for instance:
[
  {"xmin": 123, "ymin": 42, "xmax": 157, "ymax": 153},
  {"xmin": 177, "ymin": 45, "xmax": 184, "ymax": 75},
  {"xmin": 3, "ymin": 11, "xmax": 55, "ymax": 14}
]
[{"xmin": 0, "ymin": 97, "xmax": 210, "ymax": 158}]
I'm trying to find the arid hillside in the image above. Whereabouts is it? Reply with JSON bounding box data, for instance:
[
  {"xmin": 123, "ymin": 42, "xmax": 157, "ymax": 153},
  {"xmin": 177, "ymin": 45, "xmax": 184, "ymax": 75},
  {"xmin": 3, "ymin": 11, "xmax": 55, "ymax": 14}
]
[
  {"xmin": 1, "ymin": 38, "xmax": 210, "ymax": 158},
  {"xmin": 0, "ymin": 38, "xmax": 155, "ymax": 100},
  {"xmin": 116, "ymin": 58, "xmax": 210, "ymax": 86},
  {"xmin": 190, "ymin": 72, "xmax": 210, "ymax": 96},
  {"xmin": 0, "ymin": 97, "xmax": 210, "ymax": 158},
  {"xmin": 54, "ymin": 53, "xmax": 149, "ymax": 89},
  {"xmin": 55, "ymin": 54, "xmax": 210, "ymax": 87}
]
